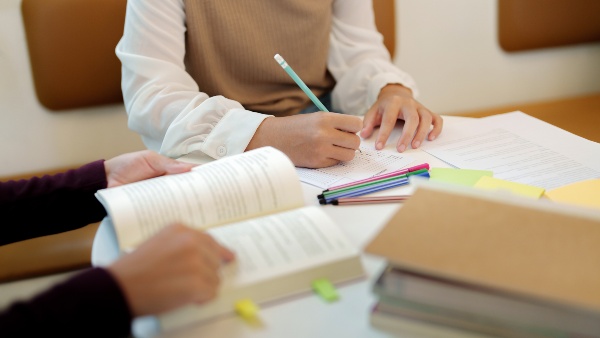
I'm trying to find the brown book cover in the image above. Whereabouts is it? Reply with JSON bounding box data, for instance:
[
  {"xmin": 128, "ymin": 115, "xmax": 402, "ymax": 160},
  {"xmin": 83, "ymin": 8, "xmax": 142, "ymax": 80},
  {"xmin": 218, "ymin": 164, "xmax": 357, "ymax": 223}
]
[{"xmin": 365, "ymin": 182, "xmax": 600, "ymax": 314}]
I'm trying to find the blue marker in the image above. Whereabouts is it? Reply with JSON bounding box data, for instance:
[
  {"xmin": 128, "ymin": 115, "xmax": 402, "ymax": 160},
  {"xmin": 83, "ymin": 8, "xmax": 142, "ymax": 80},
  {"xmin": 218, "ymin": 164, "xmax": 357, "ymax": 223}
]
[{"xmin": 274, "ymin": 54, "xmax": 329, "ymax": 112}]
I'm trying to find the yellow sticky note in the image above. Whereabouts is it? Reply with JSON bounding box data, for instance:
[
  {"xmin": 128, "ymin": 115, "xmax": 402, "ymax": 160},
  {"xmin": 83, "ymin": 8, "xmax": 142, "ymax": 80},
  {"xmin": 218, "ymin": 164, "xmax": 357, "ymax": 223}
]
[
  {"xmin": 474, "ymin": 176, "xmax": 545, "ymax": 199},
  {"xmin": 311, "ymin": 278, "xmax": 339, "ymax": 302},
  {"xmin": 546, "ymin": 179, "xmax": 600, "ymax": 209},
  {"xmin": 430, "ymin": 168, "xmax": 493, "ymax": 187},
  {"xmin": 235, "ymin": 299, "xmax": 259, "ymax": 318}
]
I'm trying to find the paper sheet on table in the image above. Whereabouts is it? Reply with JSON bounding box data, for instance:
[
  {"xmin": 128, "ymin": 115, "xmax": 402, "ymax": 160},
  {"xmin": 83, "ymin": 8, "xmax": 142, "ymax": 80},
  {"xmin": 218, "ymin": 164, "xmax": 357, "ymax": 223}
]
[
  {"xmin": 296, "ymin": 145, "xmax": 414, "ymax": 189},
  {"xmin": 474, "ymin": 176, "xmax": 545, "ymax": 199},
  {"xmin": 546, "ymin": 179, "xmax": 600, "ymax": 209},
  {"xmin": 429, "ymin": 168, "xmax": 493, "ymax": 187},
  {"xmin": 295, "ymin": 115, "xmax": 473, "ymax": 189},
  {"xmin": 420, "ymin": 111, "xmax": 600, "ymax": 191}
]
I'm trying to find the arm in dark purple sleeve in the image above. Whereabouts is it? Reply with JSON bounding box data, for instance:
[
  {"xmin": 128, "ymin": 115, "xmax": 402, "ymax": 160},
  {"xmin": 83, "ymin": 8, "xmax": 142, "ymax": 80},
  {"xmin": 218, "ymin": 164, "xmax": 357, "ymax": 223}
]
[
  {"xmin": 0, "ymin": 267, "xmax": 133, "ymax": 337},
  {"xmin": 0, "ymin": 160, "xmax": 108, "ymax": 245}
]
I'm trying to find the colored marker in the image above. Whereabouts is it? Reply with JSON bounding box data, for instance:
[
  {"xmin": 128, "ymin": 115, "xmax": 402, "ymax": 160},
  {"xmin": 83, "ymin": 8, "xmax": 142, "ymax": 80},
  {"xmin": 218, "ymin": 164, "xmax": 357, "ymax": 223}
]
[
  {"xmin": 331, "ymin": 195, "xmax": 410, "ymax": 205},
  {"xmin": 319, "ymin": 169, "xmax": 428, "ymax": 200},
  {"xmin": 323, "ymin": 163, "xmax": 429, "ymax": 193},
  {"xmin": 319, "ymin": 171, "xmax": 430, "ymax": 204}
]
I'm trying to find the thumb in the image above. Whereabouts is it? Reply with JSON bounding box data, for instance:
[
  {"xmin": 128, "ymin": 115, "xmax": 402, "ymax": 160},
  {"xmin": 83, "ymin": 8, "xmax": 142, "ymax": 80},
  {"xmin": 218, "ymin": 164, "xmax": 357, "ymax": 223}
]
[
  {"xmin": 163, "ymin": 159, "xmax": 197, "ymax": 175},
  {"xmin": 218, "ymin": 244, "xmax": 236, "ymax": 263},
  {"xmin": 146, "ymin": 151, "xmax": 196, "ymax": 175}
]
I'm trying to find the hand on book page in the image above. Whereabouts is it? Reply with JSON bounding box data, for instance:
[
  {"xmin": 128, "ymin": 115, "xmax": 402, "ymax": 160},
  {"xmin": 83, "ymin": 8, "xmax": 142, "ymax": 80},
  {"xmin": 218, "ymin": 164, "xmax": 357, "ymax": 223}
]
[
  {"xmin": 95, "ymin": 146, "xmax": 365, "ymax": 331},
  {"xmin": 104, "ymin": 150, "xmax": 196, "ymax": 188},
  {"xmin": 159, "ymin": 206, "xmax": 365, "ymax": 331},
  {"xmin": 107, "ymin": 223, "xmax": 235, "ymax": 317},
  {"xmin": 95, "ymin": 147, "xmax": 305, "ymax": 251}
]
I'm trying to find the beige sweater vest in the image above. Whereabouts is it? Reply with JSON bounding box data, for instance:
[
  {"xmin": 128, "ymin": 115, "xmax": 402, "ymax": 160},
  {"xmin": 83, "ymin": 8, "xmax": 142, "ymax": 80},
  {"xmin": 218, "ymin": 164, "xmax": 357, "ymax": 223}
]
[{"xmin": 183, "ymin": 0, "xmax": 335, "ymax": 116}]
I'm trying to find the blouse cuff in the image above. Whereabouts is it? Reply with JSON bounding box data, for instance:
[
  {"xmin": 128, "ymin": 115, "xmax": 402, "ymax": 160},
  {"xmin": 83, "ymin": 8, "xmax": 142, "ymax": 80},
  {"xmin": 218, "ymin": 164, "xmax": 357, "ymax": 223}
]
[
  {"xmin": 160, "ymin": 96, "xmax": 271, "ymax": 159},
  {"xmin": 202, "ymin": 109, "xmax": 271, "ymax": 159}
]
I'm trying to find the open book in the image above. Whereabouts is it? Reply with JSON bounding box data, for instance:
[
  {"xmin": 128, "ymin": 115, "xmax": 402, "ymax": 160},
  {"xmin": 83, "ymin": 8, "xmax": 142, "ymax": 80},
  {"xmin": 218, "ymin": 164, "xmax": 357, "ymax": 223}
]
[{"xmin": 95, "ymin": 147, "xmax": 365, "ymax": 330}]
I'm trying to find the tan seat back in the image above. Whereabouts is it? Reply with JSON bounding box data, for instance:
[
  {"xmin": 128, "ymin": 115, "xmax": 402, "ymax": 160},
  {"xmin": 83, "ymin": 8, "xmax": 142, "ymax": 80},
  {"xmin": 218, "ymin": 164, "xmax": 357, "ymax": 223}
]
[
  {"xmin": 21, "ymin": 0, "xmax": 396, "ymax": 112},
  {"xmin": 373, "ymin": 0, "xmax": 396, "ymax": 58},
  {"xmin": 499, "ymin": 0, "xmax": 600, "ymax": 52},
  {"xmin": 21, "ymin": 0, "xmax": 127, "ymax": 110}
]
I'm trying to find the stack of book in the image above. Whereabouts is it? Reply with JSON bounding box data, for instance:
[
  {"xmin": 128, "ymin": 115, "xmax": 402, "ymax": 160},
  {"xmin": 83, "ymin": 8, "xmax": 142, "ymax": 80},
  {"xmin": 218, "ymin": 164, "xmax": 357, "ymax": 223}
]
[{"xmin": 365, "ymin": 182, "xmax": 600, "ymax": 338}]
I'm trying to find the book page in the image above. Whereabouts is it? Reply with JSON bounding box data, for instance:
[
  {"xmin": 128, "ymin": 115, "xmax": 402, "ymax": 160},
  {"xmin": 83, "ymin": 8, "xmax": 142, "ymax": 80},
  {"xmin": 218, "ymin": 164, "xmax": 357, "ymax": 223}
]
[
  {"xmin": 210, "ymin": 206, "xmax": 359, "ymax": 286},
  {"xmin": 159, "ymin": 206, "xmax": 364, "ymax": 329},
  {"xmin": 96, "ymin": 147, "xmax": 304, "ymax": 250},
  {"xmin": 420, "ymin": 112, "xmax": 600, "ymax": 190},
  {"xmin": 296, "ymin": 145, "xmax": 414, "ymax": 189}
]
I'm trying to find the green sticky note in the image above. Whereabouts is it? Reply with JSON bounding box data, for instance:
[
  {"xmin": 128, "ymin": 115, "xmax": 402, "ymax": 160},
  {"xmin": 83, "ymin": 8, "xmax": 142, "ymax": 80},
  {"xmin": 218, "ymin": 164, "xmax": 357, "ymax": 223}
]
[
  {"xmin": 474, "ymin": 176, "xmax": 545, "ymax": 199},
  {"xmin": 430, "ymin": 168, "xmax": 493, "ymax": 187},
  {"xmin": 312, "ymin": 278, "xmax": 339, "ymax": 302}
]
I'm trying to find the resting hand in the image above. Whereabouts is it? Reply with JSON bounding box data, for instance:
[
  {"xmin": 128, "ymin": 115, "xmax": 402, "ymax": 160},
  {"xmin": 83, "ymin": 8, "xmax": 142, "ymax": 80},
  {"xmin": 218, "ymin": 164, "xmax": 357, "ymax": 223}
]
[
  {"xmin": 246, "ymin": 112, "xmax": 362, "ymax": 168},
  {"xmin": 360, "ymin": 84, "xmax": 443, "ymax": 152},
  {"xmin": 107, "ymin": 223, "xmax": 235, "ymax": 316},
  {"xmin": 104, "ymin": 150, "xmax": 195, "ymax": 188}
]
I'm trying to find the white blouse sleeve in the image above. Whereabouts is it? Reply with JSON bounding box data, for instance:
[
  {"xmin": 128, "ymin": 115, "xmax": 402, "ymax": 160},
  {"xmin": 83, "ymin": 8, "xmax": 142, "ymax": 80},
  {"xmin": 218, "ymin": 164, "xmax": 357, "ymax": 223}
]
[
  {"xmin": 328, "ymin": 0, "xmax": 419, "ymax": 116},
  {"xmin": 116, "ymin": 0, "xmax": 269, "ymax": 159}
]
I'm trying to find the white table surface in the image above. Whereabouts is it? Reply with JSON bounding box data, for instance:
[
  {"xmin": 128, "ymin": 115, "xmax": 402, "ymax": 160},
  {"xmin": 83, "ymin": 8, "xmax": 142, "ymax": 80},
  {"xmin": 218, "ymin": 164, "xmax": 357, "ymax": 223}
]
[{"xmin": 92, "ymin": 117, "xmax": 470, "ymax": 338}]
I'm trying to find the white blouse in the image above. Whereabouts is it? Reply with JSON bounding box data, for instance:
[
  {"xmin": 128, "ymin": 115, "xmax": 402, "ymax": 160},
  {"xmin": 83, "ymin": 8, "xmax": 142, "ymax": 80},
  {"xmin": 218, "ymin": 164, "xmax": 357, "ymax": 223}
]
[{"xmin": 116, "ymin": 0, "xmax": 419, "ymax": 160}]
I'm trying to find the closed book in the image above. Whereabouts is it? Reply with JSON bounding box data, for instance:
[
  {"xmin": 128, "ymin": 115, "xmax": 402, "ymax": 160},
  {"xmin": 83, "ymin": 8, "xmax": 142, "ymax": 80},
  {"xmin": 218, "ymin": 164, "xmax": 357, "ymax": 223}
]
[
  {"xmin": 365, "ymin": 181, "xmax": 600, "ymax": 336},
  {"xmin": 371, "ymin": 299, "xmax": 540, "ymax": 338},
  {"xmin": 370, "ymin": 301, "xmax": 493, "ymax": 338},
  {"xmin": 374, "ymin": 266, "xmax": 593, "ymax": 337}
]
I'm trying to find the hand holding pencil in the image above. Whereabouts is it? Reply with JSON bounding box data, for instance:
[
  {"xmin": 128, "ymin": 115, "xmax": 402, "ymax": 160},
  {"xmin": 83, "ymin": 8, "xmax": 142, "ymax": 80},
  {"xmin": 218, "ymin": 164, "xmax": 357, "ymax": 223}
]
[{"xmin": 246, "ymin": 54, "xmax": 362, "ymax": 169}]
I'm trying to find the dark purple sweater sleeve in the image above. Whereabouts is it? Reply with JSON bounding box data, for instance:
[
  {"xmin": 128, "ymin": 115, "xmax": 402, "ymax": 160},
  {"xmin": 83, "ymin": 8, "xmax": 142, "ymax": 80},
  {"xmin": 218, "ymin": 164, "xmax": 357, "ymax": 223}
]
[
  {"xmin": 0, "ymin": 160, "xmax": 108, "ymax": 245},
  {"xmin": 0, "ymin": 267, "xmax": 132, "ymax": 337}
]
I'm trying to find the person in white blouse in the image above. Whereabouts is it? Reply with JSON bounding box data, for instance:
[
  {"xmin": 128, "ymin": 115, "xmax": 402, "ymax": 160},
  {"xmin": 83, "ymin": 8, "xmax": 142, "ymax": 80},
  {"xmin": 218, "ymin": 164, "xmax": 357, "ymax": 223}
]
[{"xmin": 117, "ymin": 0, "xmax": 443, "ymax": 168}]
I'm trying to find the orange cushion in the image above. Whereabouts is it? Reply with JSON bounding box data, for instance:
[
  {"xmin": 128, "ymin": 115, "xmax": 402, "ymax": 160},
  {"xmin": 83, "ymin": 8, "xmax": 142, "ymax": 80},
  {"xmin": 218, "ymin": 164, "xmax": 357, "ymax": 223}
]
[
  {"xmin": 499, "ymin": 0, "xmax": 600, "ymax": 52},
  {"xmin": 21, "ymin": 0, "xmax": 126, "ymax": 110}
]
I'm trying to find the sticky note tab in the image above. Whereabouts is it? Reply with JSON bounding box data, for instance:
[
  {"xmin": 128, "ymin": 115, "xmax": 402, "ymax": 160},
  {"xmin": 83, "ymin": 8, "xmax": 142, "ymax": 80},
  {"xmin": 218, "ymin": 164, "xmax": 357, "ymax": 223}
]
[
  {"xmin": 474, "ymin": 176, "xmax": 545, "ymax": 199},
  {"xmin": 235, "ymin": 299, "xmax": 259, "ymax": 318},
  {"xmin": 546, "ymin": 178, "xmax": 600, "ymax": 209},
  {"xmin": 312, "ymin": 278, "xmax": 339, "ymax": 302},
  {"xmin": 430, "ymin": 168, "xmax": 493, "ymax": 187}
]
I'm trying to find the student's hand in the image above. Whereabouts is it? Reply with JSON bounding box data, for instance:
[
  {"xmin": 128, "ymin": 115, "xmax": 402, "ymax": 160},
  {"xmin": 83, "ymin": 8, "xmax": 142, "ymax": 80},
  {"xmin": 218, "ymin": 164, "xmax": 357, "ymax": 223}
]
[
  {"xmin": 360, "ymin": 84, "xmax": 443, "ymax": 152},
  {"xmin": 104, "ymin": 150, "xmax": 196, "ymax": 188},
  {"xmin": 246, "ymin": 112, "xmax": 362, "ymax": 168},
  {"xmin": 107, "ymin": 223, "xmax": 235, "ymax": 316}
]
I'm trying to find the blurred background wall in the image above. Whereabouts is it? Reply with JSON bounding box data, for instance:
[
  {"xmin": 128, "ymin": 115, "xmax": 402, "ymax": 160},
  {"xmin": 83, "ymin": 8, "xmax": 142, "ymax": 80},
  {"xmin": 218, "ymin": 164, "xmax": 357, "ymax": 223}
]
[{"xmin": 1, "ymin": 0, "xmax": 599, "ymax": 177}]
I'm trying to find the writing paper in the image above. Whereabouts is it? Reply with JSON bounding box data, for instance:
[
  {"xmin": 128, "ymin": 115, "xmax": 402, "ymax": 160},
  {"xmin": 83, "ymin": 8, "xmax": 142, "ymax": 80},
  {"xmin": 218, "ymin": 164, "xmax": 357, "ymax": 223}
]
[
  {"xmin": 296, "ymin": 145, "xmax": 414, "ymax": 189},
  {"xmin": 420, "ymin": 112, "xmax": 600, "ymax": 190}
]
